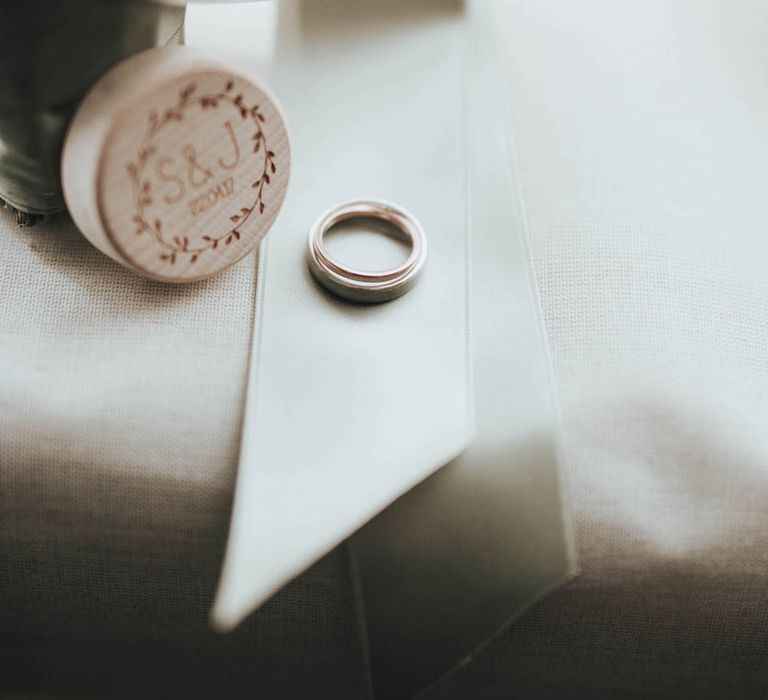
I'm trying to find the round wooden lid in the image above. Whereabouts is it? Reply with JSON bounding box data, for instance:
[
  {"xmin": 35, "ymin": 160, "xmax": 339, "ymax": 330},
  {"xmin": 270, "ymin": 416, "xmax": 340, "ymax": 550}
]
[{"xmin": 63, "ymin": 47, "xmax": 291, "ymax": 282}]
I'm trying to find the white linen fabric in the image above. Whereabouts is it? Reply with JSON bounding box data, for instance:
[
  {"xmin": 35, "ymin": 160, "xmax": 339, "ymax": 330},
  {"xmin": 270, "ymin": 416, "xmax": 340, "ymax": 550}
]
[
  {"xmin": 0, "ymin": 217, "xmax": 367, "ymax": 700},
  {"xmin": 2, "ymin": 0, "xmax": 768, "ymax": 699},
  {"xmin": 421, "ymin": 1, "xmax": 768, "ymax": 697}
]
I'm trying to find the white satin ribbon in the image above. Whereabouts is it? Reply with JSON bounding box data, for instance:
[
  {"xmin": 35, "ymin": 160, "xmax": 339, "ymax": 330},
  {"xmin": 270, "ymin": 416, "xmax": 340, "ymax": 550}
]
[
  {"xmin": 189, "ymin": 0, "xmax": 473, "ymax": 628},
  {"xmin": 350, "ymin": 3, "xmax": 576, "ymax": 695},
  {"xmin": 187, "ymin": 2, "xmax": 574, "ymax": 695}
]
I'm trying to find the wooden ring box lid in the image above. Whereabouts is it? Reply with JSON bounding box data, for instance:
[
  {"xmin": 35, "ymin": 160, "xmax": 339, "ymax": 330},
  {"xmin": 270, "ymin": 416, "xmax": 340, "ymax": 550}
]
[{"xmin": 62, "ymin": 46, "xmax": 291, "ymax": 283}]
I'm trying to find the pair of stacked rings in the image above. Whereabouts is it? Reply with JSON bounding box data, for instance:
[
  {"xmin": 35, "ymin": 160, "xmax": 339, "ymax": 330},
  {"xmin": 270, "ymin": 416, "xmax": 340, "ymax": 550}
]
[{"xmin": 307, "ymin": 200, "xmax": 427, "ymax": 303}]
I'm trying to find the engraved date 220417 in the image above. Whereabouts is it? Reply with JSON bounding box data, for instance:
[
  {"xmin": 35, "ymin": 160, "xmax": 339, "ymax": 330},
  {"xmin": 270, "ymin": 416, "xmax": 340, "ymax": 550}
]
[{"xmin": 154, "ymin": 120, "xmax": 239, "ymax": 218}]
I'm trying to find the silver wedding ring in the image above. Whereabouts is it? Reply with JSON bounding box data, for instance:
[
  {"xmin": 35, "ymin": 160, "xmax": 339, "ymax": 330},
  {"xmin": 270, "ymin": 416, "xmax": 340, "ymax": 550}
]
[{"xmin": 307, "ymin": 200, "xmax": 427, "ymax": 303}]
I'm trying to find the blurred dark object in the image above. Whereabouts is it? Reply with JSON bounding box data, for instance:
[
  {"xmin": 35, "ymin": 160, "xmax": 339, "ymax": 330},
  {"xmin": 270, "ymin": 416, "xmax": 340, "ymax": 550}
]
[{"xmin": 0, "ymin": 0, "xmax": 183, "ymax": 218}]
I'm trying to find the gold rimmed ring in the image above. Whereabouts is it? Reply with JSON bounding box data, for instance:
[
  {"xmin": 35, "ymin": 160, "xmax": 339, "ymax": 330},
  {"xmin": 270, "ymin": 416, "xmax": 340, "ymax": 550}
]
[{"xmin": 307, "ymin": 200, "xmax": 427, "ymax": 303}]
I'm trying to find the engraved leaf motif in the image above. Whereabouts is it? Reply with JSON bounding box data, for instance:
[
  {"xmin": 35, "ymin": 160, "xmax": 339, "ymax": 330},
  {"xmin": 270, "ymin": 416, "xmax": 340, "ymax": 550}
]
[
  {"xmin": 180, "ymin": 83, "xmax": 196, "ymax": 100},
  {"xmin": 131, "ymin": 77, "xmax": 275, "ymax": 266}
]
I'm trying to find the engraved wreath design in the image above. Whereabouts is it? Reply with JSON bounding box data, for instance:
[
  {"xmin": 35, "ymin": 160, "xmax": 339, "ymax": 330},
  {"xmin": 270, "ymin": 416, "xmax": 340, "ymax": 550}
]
[{"xmin": 126, "ymin": 79, "xmax": 277, "ymax": 265}]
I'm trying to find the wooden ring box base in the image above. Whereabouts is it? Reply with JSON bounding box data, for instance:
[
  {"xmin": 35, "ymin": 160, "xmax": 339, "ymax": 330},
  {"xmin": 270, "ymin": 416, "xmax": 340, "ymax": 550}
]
[{"xmin": 62, "ymin": 46, "xmax": 291, "ymax": 283}]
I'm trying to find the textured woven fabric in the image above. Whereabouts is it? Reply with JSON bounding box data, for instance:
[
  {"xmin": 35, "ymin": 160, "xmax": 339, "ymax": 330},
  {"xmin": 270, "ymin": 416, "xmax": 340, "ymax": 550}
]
[
  {"xmin": 3, "ymin": 0, "xmax": 768, "ymax": 698},
  {"xmin": 0, "ymin": 221, "xmax": 366, "ymax": 698},
  {"xmin": 425, "ymin": 1, "xmax": 768, "ymax": 698}
]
